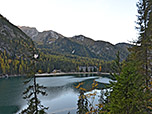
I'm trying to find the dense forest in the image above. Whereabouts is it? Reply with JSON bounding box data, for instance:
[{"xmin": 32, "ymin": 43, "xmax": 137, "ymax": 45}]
[{"xmin": 0, "ymin": 49, "xmax": 118, "ymax": 75}]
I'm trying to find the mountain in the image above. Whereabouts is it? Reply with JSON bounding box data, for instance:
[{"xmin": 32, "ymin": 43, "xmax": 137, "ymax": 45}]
[
  {"xmin": 71, "ymin": 35, "xmax": 132, "ymax": 60},
  {"xmin": 18, "ymin": 26, "xmax": 39, "ymax": 40},
  {"xmin": 19, "ymin": 26, "xmax": 131, "ymax": 61},
  {"xmin": 0, "ymin": 15, "xmax": 36, "ymax": 58},
  {"xmin": 19, "ymin": 26, "xmax": 64, "ymax": 44}
]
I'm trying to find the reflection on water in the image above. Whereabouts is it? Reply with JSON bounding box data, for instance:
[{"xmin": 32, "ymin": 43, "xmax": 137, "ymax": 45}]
[
  {"xmin": 0, "ymin": 77, "xmax": 25, "ymax": 114},
  {"xmin": 0, "ymin": 74, "xmax": 111, "ymax": 114}
]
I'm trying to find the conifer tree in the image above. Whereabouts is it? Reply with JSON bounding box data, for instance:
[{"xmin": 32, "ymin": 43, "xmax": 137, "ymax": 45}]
[
  {"xmin": 105, "ymin": 53, "xmax": 149, "ymax": 113},
  {"xmin": 136, "ymin": 0, "xmax": 152, "ymax": 86}
]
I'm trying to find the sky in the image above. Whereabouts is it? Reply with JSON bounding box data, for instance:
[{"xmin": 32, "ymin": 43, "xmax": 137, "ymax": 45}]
[{"xmin": 0, "ymin": 0, "xmax": 139, "ymax": 44}]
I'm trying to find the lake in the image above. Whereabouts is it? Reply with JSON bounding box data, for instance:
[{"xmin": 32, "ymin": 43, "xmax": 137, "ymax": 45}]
[{"xmin": 0, "ymin": 74, "xmax": 112, "ymax": 114}]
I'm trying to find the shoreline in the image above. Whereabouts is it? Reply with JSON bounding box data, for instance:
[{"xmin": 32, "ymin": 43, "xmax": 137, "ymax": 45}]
[
  {"xmin": 0, "ymin": 74, "xmax": 26, "ymax": 79},
  {"xmin": 35, "ymin": 72, "xmax": 110, "ymax": 77},
  {"xmin": 0, "ymin": 72, "xmax": 110, "ymax": 78}
]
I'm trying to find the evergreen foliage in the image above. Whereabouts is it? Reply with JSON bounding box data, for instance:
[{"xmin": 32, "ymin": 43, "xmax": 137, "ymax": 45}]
[
  {"xmin": 36, "ymin": 52, "xmax": 115, "ymax": 73},
  {"xmin": 103, "ymin": 0, "xmax": 152, "ymax": 113},
  {"xmin": 106, "ymin": 55, "xmax": 149, "ymax": 113}
]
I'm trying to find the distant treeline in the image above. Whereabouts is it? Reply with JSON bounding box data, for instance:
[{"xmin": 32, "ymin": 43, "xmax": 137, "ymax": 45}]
[
  {"xmin": 0, "ymin": 50, "xmax": 118, "ymax": 75},
  {"xmin": 36, "ymin": 52, "xmax": 117, "ymax": 73}
]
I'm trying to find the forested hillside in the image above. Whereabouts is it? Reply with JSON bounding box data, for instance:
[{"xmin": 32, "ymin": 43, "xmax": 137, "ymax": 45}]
[
  {"xmin": 36, "ymin": 52, "xmax": 116, "ymax": 73},
  {"xmin": 0, "ymin": 14, "xmax": 36, "ymax": 75},
  {"xmin": 0, "ymin": 15, "xmax": 35, "ymax": 57}
]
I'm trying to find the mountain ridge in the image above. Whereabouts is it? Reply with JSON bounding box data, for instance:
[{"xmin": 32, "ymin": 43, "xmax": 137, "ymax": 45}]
[{"xmin": 19, "ymin": 26, "xmax": 132, "ymax": 61}]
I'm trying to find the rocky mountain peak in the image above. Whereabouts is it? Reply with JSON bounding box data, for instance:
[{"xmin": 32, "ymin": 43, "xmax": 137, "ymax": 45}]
[
  {"xmin": 40, "ymin": 30, "xmax": 64, "ymax": 40},
  {"xmin": 72, "ymin": 35, "xmax": 86, "ymax": 41},
  {"xmin": 19, "ymin": 26, "xmax": 65, "ymax": 44},
  {"xmin": 18, "ymin": 26, "xmax": 39, "ymax": 39}
]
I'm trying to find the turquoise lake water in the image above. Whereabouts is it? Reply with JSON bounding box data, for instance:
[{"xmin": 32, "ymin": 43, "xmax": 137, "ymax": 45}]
[{"xmin": 0, "ymin": 74, "xmax": 111, "ymax": 114}]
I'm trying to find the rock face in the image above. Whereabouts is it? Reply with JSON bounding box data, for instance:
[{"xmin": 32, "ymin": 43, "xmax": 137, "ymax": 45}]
[
  {"xmin": 18, "ymin": 26, "xmax": 39, "ymax": 39},
  {"xmin": 20, "ymin": 26, "xmax": 132, "ymax": 61},
  {"xmin": 0, "ymin": 14, "xmax": 35, "ymax": 57},
  {"xmin": 19, "ymin": 26, "xmax": 64, "ymax": 44}
]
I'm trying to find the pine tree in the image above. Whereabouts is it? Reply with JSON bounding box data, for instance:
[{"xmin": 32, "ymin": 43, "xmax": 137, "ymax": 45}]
[
  {"xmin": 136, "ymin": 0, "xmax": 152, "ymax": 86},
  {"xmin": 105, "ymin": 53, "xmax": 149, "ymax": 113}
]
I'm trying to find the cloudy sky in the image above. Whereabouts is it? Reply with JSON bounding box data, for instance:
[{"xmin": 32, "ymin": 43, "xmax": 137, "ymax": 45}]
[{"xmin": 1, "ymin": 0, "xmax": 138, "ymax": 44}]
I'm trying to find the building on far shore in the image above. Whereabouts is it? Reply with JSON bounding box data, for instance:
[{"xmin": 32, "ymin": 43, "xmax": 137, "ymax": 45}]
[
  {"xmin": 52, "ymin": 69, "xmax": 61, "ymax": 73},
  {"xmin": 79, "ymin": 66, "xmax": 98, "ymax": 72}
]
